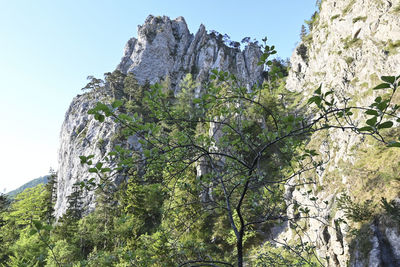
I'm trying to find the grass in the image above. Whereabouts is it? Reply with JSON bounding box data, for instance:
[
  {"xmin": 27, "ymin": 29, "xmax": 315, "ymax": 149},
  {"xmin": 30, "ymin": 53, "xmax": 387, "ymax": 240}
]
[
  {"xmin": 353, "ymin": 16, "xmax": 367, "ymax": 23},
  {"xmin": 303, "ymin": 33, "xmax": 313, "ymax": 45},
  {"xmin": 385, "ymin": 39, "xmax": 400, "ymax": 55},
  {"xmin": 343, "ymin": 0, "xmax": 356, "ymax": 15},
  {"xmin": 342, "ymin": 35, "xmax": 363, "ymax": 49},
  {"xmin": 330, "ymin": 14, "xmax": 340, "ymax": 21},
  {"xmin": 393, "ymin": 3, "xmax": 400, "ymax": 13}
]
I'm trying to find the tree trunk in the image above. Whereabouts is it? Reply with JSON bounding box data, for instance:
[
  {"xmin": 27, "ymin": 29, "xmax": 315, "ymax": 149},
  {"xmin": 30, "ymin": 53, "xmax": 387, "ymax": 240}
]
[{"xmin": 237, "ymin": 233, "xmax": 243, "ymax": 267}]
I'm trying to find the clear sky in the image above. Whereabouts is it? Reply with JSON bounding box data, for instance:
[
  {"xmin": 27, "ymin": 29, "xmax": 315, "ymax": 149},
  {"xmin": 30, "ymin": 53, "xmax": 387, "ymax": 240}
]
[{"xmin": 0, "ymin": 0, "xmax": 317, "ymax": 192}]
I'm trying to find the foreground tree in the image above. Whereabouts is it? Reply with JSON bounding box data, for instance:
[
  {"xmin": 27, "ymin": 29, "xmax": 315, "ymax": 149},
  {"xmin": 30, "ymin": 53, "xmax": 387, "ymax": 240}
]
[{"xmin": 84, "ymin": 39, "xmax": 399, "ymax": 265}]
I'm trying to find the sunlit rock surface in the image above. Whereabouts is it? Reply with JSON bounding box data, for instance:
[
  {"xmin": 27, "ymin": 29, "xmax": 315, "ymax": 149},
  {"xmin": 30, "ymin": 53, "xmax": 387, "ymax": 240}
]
[{"xmin": 55, "ymin": 15, "xmax": 263, "ymax": 218}]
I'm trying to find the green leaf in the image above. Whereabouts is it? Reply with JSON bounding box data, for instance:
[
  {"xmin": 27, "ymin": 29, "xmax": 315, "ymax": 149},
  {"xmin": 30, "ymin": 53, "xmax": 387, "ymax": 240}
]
[
  {"xmin": 373, "ymin": 83, "xmax": 391, "ymax": 90},
  {"xmin": 32, "ymin": 220, "xmax": 42, "ymax": 230},
  {"xmin": 79, "ymin": 156, "xmax": 87, "ymax": 164},
  {"xmin": 94, "ymin": 114, "xmax": 105, "ymax": 122},
  {"xmin": 377, "ymin": 101, "xmax": 388, "ymax": 111},
  {"xmin": 314, "ymin": 85, "xmax": 322, "ymax": 95},
  {"xmin": 143, "ymin": 150, "xmax": 151, "ymax": 158},
  {"xmin": 112, "ymin": 99, "xmax": 123, "ymax": 109},
  {"xmin": 29, "ymin": 229, "xmax": 37, "ymax": 236},
  {"xmin": 88, "ymin": 168, "xmax": 98, "ymax": 173},
  {"xmin": 388, "ymin": 142, "xmax": 400, "ymax": 147},
  {"xmin": 377, "ymin": 121, "xmax": 393, "ymax": 129},
  {"xmin": 95, "ymin": 162, "xmax": 103, "ymax": 169},
  {"xmin": 101, "ymin": 168, "xmax": 111, "ymax": 173},
  {"xmin": 118, "ymin": 113, "xmax": 132, "ymax": 121},
  {"xmin": 381, "ymin": 76, "xmax": 396, "ymax": 84},
  {"xmin": 365, "ymin": 110, "xmax": 379, "ymax": 116},
  {"xmin": 192, "ymin": 98, "xmax": 202, "ymax": 104},
  {"xmin": 43, "ymin": 224, "xmax": 53, "ymax": 231},
  {"xmin": 366, "ymin": 117, "xmax": 377, "ymax": 126},
  {"xmin": 308, "ymin": 96, "xmax": 321, "ymax": 104}
]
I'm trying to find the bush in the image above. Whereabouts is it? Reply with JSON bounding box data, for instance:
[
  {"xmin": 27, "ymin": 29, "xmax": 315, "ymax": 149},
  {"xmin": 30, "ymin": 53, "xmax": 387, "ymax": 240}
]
[
  {"xmin": 296, "ymin": 44, "xmax": 308, "ymax": 61},
  {"xmin": 337, "ymin": 194, "xmax": 376, "ymax": 222}
]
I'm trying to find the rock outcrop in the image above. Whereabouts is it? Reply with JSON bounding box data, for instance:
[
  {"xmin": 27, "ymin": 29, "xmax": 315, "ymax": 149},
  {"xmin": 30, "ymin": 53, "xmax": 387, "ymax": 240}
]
[
  {"xmin": 117, "ymin": 15, "xmax": 263, "ymax": 91},
  {"xmin": 54, "ymin": 15, "xmax": 263, "ymax": 218},
  {"xmin": 280, "ymin": 0, "xmax": 400, "ymax": 265}
]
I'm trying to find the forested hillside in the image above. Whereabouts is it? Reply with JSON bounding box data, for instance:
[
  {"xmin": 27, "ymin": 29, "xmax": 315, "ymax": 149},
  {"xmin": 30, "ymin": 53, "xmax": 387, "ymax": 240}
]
[{"xmin": 6, "ymin": 176, "xmax": 49, "ymax": 198}]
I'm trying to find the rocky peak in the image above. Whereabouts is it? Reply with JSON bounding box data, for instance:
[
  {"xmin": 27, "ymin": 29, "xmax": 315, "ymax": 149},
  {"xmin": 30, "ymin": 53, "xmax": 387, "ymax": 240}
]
[
  {"xmin": 54, "ymin": 16, "xmax": 264, "ymax": 218},
  {"xmin": 117, "ymin": 15, "xmax": 263, "ymax": 92}
]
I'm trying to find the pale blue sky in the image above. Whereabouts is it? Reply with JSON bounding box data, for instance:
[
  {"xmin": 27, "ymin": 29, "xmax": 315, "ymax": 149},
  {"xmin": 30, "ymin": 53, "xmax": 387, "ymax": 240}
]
[{"xmin": 0, "ymin": 0, "xmax": 317, "ymax": 192}]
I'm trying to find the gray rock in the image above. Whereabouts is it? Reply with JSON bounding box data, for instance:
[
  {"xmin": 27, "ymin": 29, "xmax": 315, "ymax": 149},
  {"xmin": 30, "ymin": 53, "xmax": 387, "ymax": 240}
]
[
  {"xmin": 117, "ymin": 15, "xmax": 263, "ymax": 92},
  {"xmin": 279, "ymin": 0, "xmax": 400, "ymax": 265},
  {"xmin": 55, "ymin": 15, "xmax": 264, "ymax": 218}
]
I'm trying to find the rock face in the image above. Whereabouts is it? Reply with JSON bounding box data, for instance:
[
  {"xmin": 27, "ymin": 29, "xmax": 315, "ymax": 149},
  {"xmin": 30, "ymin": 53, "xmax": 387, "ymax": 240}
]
[
  {"xmin": 281, "ymin": 0, "xmax": 400, "ymax": 266},
  {"xmin": 117, "ymin": 15, "xmax": 263, "ymax": 91},
  {"xmin": 54, "ymin": 15, "xmax": 264, "ymax": 218}
]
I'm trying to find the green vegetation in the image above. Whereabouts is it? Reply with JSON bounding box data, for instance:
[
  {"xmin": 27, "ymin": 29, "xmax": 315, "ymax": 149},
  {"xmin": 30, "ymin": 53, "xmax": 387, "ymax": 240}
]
[
  {"xmin": 305, "ymin": 11, "xmax": 319, "ymax": 32},
  {"xmin": 330, "ymin": 14, "xmax": 340, "ymax": 21},
  {"xmin": 296, "ymin": 43, "xmax": 308, "ymax": 61},
  {"xmin": 394, "ymin": 3, "xmax": 400, "ymax": 13},
  {"xmin": 0, "ymin": 181, "xmax": 56, "ymax": 266},
  {"xmin": 343, "ymin": 0, "xmax": 356, "ymax": 15},
  {"xmin": 385, "ymin": 39, "xmax": 400, "ymax": 55},
  {"xmin": 345, "ymin": 56, "xmax": 355, "ymax": 65},
  {"xmin": 343, "ymin": 35, "xmax": 363, "ymax": 49},
  {"xmin": 353, "ymin": 16, "xmax": 367, "ymax": 23},
  {"xmin": 337, "ymin": 194, "xmax": 376, "ymax": 222},
  {"xmin": 6, "ymin": 176, "xmax": 49, "ymax": 198},
  {"xmin": 301, "ymin": 10, "xmax": 320, "ymax": 46}
]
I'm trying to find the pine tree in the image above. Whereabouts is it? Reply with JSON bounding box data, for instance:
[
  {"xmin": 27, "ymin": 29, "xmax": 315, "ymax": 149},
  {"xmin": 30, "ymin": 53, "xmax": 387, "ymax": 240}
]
[
  {"xmin": 300, "ymin": 24, "xmax": 307, "ymax": 40},
  {"xmin": 44, "ymin": 169, "xmax": 58, "ymax": 224}
]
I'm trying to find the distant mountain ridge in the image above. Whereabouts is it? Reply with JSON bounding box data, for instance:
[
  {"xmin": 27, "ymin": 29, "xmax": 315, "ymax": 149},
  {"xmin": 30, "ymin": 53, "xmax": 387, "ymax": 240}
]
[{"xmin": 6, "ymin": 176, "xmax": 49, "ymax": 198}]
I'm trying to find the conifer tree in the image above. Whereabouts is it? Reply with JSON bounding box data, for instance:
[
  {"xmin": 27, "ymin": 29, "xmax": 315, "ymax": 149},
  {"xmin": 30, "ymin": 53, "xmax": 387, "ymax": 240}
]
[
  {"xmin": 44, "ymin": 170, "xmax": 58, "ymax": 224},
  {"xmin": 300, "ymin": 24, "xmax": 307, "ymax": 40}
]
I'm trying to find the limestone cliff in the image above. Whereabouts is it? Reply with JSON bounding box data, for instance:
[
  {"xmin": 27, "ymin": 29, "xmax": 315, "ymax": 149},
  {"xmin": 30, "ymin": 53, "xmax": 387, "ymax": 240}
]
[
  {"xmin": 117, "ymin": 15, "xmax": 263, "ymax": 91},
  {"xmin": 281, "ymin": 0, "xmax": 400, "ymax": 266},
  {"xmin": 55, "ymin": 15, "xmax": 263, "ymax": 218}
]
